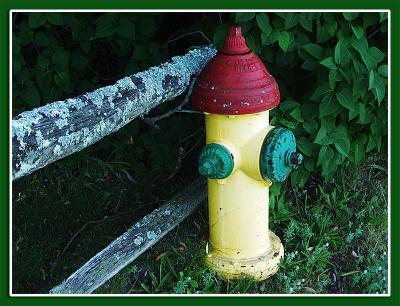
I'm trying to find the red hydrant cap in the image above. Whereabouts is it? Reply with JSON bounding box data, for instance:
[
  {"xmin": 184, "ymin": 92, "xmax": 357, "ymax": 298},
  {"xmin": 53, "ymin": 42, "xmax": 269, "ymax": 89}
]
[
  {"xmin": 221, "ymin": 26, "xmax": 250, "ymax": 54},
  {"xmin": 191, "ymin": 26, "xmax": 280, "ymax": 115}
]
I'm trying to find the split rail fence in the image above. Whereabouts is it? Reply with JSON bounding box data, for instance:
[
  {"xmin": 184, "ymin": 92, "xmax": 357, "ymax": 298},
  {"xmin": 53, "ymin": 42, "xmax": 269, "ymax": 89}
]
[{"xmin": 12, "ymin": 46, "xmax": 217, "ymax": 294}]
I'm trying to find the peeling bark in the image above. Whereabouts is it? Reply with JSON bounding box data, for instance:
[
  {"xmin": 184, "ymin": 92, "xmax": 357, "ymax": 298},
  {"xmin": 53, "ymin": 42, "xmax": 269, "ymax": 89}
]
[
  {"xmin": 12, "ymin": 46, "xmax": 217, "ymax": 181},
  {"xmin": 49, "ymin": 178, "xmax": 207, "ymax": 294}
]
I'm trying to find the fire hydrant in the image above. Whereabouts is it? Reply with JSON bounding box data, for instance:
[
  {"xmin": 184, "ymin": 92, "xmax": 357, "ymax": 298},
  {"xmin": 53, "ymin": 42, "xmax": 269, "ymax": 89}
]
[{"xmin": 190, "ymin": 26, "xmax": 303, "ymax": 281}]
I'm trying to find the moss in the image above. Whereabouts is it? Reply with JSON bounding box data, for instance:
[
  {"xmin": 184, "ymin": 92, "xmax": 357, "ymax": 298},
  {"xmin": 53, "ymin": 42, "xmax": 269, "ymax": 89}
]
[{"xmin": 12, "ymin": 46, "xmax": 217, "ymax": 181}]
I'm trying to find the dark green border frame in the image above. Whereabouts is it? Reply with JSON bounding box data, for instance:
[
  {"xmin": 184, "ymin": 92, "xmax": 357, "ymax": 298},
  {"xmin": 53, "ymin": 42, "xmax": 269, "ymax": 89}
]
[{"xmin": 1, "ymin": 1, "xmax": 398, "ymax": 305}]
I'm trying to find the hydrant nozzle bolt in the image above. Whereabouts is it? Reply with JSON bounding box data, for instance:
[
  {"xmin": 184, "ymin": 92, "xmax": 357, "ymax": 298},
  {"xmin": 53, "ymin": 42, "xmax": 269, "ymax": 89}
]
[
  {"xmin": 198, "ymin": 143, "xmax": 234, "ymax": 179},
  {"xmin": 289, "ymin": 152, "xmax": 303, "ymax": 168}
]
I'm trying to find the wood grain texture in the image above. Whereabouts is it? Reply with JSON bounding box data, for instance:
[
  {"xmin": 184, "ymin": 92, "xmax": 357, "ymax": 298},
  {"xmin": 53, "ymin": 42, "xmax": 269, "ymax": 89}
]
[
  {"xmin": 12, "ymin": 46, "xmax": 216, "ymax": 180},
  {"xmin": 49, "ymin": 178, "xmax": 207, "ymax": 294}
]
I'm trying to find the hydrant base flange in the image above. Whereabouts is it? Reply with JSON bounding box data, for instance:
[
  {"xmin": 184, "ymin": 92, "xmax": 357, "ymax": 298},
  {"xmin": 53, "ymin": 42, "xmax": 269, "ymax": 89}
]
[{"xmin": 205, "ymin": 230, "xmax": 284, "ymax": 281}]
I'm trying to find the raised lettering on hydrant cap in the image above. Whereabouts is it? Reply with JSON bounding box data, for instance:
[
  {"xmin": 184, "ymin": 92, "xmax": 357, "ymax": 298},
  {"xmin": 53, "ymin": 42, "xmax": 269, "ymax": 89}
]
[{"xmin": 190, "ymin": 25, "xmax": 303, "ymax": 281}]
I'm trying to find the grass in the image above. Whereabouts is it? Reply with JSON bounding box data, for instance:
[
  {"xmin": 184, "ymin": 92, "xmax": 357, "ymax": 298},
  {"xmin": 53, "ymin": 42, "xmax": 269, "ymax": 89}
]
[
  {"xmin": 12, "ymin": 135, "xmax": 388, "ymax": 294},
  {"xmin": 96, "ymin": 154, "xmax": 388, "ymax": 294}
]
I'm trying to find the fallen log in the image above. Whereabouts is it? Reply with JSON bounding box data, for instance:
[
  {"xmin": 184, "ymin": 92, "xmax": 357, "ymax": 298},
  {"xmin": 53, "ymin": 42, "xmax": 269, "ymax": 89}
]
[
  {"xmin": 49, "ymin": 178, "xmax": 207, "ymax": 294},
  {"xmin": 12, "ymin": 46, "xmax": 216, "ymax": 180}
]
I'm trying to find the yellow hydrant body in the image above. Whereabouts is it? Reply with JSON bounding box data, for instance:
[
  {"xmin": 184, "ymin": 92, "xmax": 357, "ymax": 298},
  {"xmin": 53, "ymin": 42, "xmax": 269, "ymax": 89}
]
[
  {"xmin": 205, "ymin": 112, "xmax": 284, "ymax": 280},
  {"xmin": 191, "ymin": 26, "xmax": 302, "ymax": 281}
]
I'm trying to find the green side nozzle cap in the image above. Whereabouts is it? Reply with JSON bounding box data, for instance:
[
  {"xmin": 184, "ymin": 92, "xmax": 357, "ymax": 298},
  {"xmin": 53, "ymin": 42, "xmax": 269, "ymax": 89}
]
[
  {"xmin": 199, "ymin": 159, "xmax": 217, "ymax": 176},
  {"xmin": 260, "ymin": 128, "xmax": 303, "ymax": 182},
  {"xmin": 198, "ymin": 143, "xmax": 234, "ymax": 179}
]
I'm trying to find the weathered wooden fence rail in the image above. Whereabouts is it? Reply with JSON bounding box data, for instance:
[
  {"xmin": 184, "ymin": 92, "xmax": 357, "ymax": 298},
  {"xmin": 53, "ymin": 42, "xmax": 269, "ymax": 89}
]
[
  {"xmin": 12, "ymin": 45, "xmax": 215, "ymax": 295},
  {"xmin": 50, "ymin": 178, "xmax": 207, "ymax": 294},
  {"xmin": 12, "ymin": 46, "xmax": 216, "ymax": 181}
]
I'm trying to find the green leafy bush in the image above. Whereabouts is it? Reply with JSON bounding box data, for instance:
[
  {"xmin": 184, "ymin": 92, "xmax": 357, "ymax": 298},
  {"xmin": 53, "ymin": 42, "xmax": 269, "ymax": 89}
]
[
  {"xmin": 13, "ymin": 12, "xmax": 388, "ymax": 185},
  {"xmin": 12, "ymin": 13, "xmax": 170, "ymax": 113},
  {"xmin": 223, "ymin": 12, "xmax": 388, "ymax": 185}
]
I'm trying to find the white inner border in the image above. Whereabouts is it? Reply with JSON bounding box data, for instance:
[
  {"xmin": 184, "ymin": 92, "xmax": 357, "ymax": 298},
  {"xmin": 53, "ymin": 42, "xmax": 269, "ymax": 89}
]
[{"xmin": 9, "ymin": 9, "xmax": 391, "ymax": 298}]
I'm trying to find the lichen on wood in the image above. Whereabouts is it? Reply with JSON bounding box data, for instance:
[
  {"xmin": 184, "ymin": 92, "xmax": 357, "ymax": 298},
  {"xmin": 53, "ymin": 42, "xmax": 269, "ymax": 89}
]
[
  {"xmin": 12, "ymin": 46, "xmax": 217, "ymax": 180},
  {"xmin": 49, "ymin": 178, "xmax": 207, "ymax": 294}
]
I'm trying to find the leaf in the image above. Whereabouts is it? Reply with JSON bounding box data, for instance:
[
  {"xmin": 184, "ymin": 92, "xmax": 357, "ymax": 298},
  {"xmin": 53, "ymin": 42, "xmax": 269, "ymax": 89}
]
[
  {"xmin": 299, "ymin": 14, "xmax": 312, "ymax": 32},
  {"xmin": 190, "ymin": 280, "xmax": 198, "ymax": 288},
  {"xmin": 37, "ymin": 55, "xmax": 49, "ymax": 69},
  {"xmin": 317, "ymin": 23, "xmax": 331, "ymax": 43},
  {"xmin": 351, "ymin": 37, "xmax": 377, "ymax": 69},
  {"xmin": 370, "ymin": 116, "xmax": 382, "ymax": 135},
  {"xmin": 284, "ymin": 13, "xmax": 299, "ymax": 29},
  {"xmin": 369, "ymin": 47, "xmax": 385, "ymax": 63},
  {"xmin": 262, "ymin": 29, "xmax": 280, "ymax": 46},
  {"xmin": 319, "ymin": 93, "xmax": 338, "ymax": 117},
  {"xmin": 29, "ymin": 14, "xmax": 46, "ymax": 29},
  {"xmin": 20, "ymin": 84, "xmax": 40, "ymax": 106},
  {"xmin": 336, "ymin": 87, "xmax": 355, "ymax": 110},
  {"xmin": 304, "ymin": 158, "xmax": 315, "ymax": 171},
  {"xmin": 280, "ymin": 99, "xmax": 300, "ymax": 113},
  {"xmin": 289, "ymin": 107, "xmax": 304, "ymax": 122},
  {"xmin": 331, "ymin": 128, "xmax": 350, "ymax": 157},
  {"xmin": 343, "ymin": 12, "xmax": 359, "ymax": 21},
  {"xmin": 235, "ymin": 12, "xmax": 255, "ymax": 23},
  {"xmin": 300, "ymin": 60, "xmax": 319, "ymax": 71},
  {"xmin": 278, "ymin": 31, "xmax": 291, "ymax": 52},
  {"xmin": 322, "ymin": 151, "xmax": 339, "ymax": 176},
  {"xmin": 363, "ymin": 13, "xmax": 379, "ymax": 28},
  {"xmin": 94, "ymin": 14, "xmax": 115, "ymax": 38},
  {"xmin": 328, "ymin": 69, "xmax": 337, "ymax": 89},
  {"xmin": 297, "ymin": 137, "xmax": 313, "ymax": 156},
  {"xmin": 116, "ymin": 19, "xmax": 135, "ymax": 39},
  {"xmin": 302, "ymin": 104, "xmax": 319, "ymax": 120},
  {"xmin": 369, "ymin": 70, "xmax": 386, "ymax": 103},
  {"xmin": 71, "ymin": 53, "xmax": 89, "ymax": 71},
  {"xmin": 366, "ymin": 135, "xmax": 377, "ymax": 152},
  {"xmin": 353, "ymin": 143, "xmax": 365, "ymax": 165},
  {"xmin": 339, "ymin": 68, "xmax": 351, "ymax": 84},
  {"xmin": 351, "ymin": 25, "xmax": 364, "ymax": 39},
  {"xmin": 256, "ymin": 13, "xmax": 271, "ymax": 34},
  {"xmin": 311, "ymin": 83, "xmax": 333, "ymax": 101},
  {"xmin": 51, "ymin": 49, "xmax": 70, "ymax": 68},
  {"xmin": 133, "ymin": 45, "xmax": 148, "ymax": 61},
  {"xmin": 303, "ymin": 119, "xmax": 318, "ymax": 135},
  {"xmin": 369, "ymin": 69, "xmax": 376, "ymax": 90},
  {"xmin": 213, "ymin": 28, "xmax": 228, "ymax": 48},
  {"xmin": 314, "ymin": 125, "xmax": 333, "ymax": 145},
  {"xmin": 379, "ymin": 12, "xmax": 388, "ymax": 23},
  {"xmin": 320, "ymin": 57, "xmax": 337, "ymax": 69},
  {"xmin": 303, "ymin": 43, "xmax": 324, "ymax": 59},
  {"xmin": 334, "ymin": 40, "xmax": 350, "ymax": 65},
  {"xmin": 290, "ymin": 165, "xmax": 309, "ymax": 187},
  {"xmin": 245, "ymin": 31, "xmax": 261, "ymax": 54},
  {"xmin": 374, "ymin": 83, "xmax": 386, "ymax": 103},
  {"xmin": 34, "ymin": 31, "xmax": 49, "ymax": 47},
  {"xmin": 325, "ymin": 20, "xmax": 338, "ymax": 36},
  {"xmin": 358, "ymin": 103, "xmax": 367, "ymax": 123},
  {"xmin": 139, "ymin": 18, "xmax": 157, "ymax": 35},
  {"xmin": 54, "ymin": 70, "xmax": 71, "ymax": 92},
  {"xmin": 317, "ymin": 145, "xmax": 333, "ymax": 166},
  {"xmin": 46, "ymin": 13, "xmax": 64, "ymax": 25},
  {"xmin": 378, "ymin": 64, "xmax": 388, "ymax": 77},
  {"xmin": 13, "ymin": 56, "xmax": 22, "ymax": 74},
  {"xmin": 279, "ymin": 119, "xmax": 296, "ymax": 129}
]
